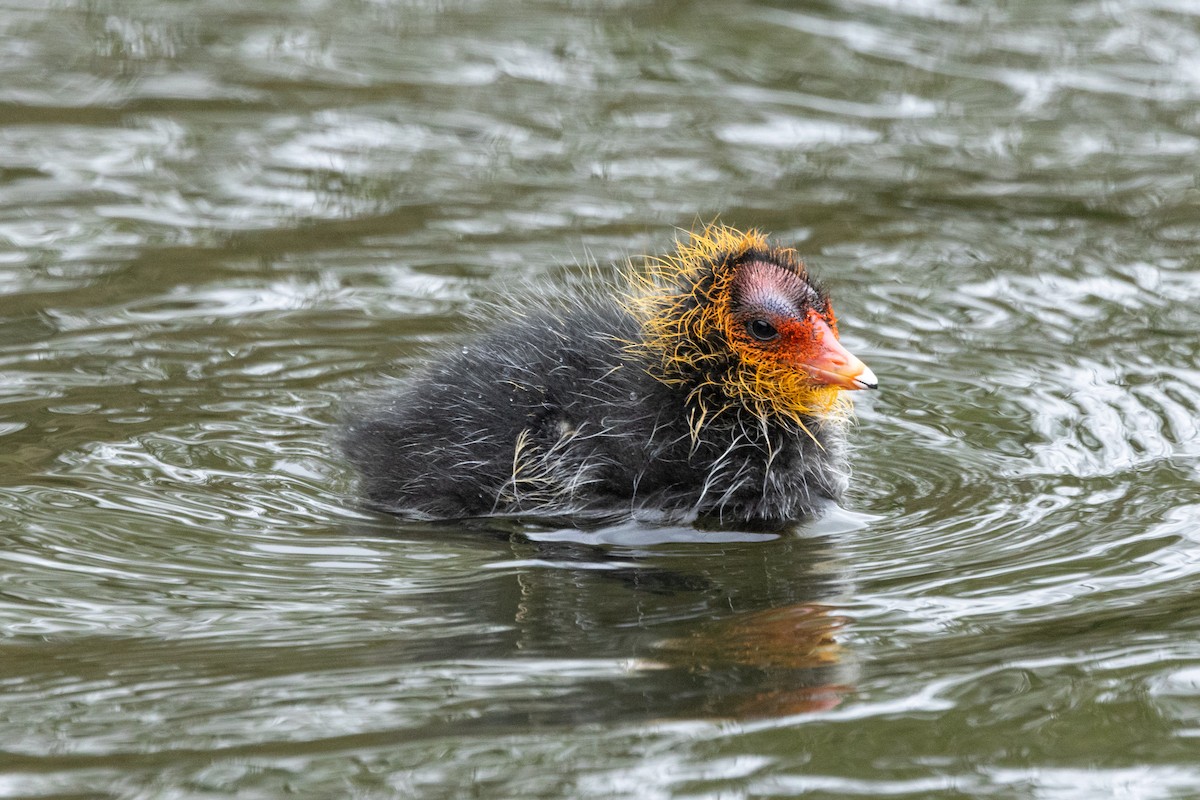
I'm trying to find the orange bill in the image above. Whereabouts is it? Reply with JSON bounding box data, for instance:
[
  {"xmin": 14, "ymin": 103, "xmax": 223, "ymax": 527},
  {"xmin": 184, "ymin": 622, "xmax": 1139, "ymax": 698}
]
[{"xmin": 801, "ymin": 310, "xmax": 877, "ymax": 390}]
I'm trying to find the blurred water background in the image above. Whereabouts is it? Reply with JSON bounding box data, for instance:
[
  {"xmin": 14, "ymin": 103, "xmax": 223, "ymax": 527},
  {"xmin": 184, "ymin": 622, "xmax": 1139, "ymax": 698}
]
[{"xmin": 3, "ymin": 0, "xmax": 1200, "ymax": 797}]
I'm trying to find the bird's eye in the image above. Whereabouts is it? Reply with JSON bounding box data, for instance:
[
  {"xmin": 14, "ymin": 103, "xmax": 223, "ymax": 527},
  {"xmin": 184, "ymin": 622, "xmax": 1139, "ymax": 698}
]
[{"xmin": 746, "ymin": 318, "xmax": 779, "ymax": 341}]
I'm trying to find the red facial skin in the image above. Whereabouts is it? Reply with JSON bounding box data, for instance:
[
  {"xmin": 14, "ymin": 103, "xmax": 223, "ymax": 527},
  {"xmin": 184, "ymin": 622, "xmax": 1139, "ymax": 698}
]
[{"xmin": 732, "ymin": 262, "xmax": 877, "ymax": 391}]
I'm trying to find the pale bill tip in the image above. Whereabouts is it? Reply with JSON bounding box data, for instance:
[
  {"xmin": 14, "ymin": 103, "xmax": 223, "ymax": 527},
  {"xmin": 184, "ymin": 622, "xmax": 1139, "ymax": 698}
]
[{"xmin": 853, "ymin": 364, "xmax": 879, "ymax": 390}]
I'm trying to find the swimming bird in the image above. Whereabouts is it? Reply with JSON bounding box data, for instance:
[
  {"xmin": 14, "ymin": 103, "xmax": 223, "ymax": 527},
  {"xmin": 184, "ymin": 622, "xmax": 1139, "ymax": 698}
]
[{"xmin": 339, "ymin": 225, "xmax": 876, "ymax": 527}]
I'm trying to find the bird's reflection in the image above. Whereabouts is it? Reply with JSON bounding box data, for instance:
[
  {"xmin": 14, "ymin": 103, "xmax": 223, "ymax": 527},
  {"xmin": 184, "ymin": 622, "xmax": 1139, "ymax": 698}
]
[
  {"xmin": 368, "ymin": 516, "xmax": 858, "ymax": 724},
  {"xmin": 649, "ymin": 602, "xmax": 850, "ymax": 717}
]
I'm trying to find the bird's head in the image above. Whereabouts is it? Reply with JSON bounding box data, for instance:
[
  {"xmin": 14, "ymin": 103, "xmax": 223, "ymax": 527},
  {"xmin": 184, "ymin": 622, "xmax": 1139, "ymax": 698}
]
[{"xmin": 626, "ymin": 225, "xmax": 876, "ymax": 434}]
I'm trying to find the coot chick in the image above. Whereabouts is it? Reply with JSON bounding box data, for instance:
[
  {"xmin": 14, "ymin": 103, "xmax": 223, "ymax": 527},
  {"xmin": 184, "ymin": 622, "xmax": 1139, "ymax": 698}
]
[{"xmin": 340, "ymin": 225, "xmax": 876, "ymax": 527}]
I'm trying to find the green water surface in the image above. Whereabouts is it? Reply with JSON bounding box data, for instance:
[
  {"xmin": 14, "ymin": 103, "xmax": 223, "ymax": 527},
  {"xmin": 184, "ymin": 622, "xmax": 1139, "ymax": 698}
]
[{"xmin": 2, "ymin": 1, "xmax": 1200, "ymax": 797}]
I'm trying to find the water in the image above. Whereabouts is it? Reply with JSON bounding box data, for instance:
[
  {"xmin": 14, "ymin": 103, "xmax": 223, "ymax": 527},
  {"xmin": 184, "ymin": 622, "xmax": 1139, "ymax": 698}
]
[{"xmin": 3, "ymin": 0, "xmax": 1200, "ymax": 796}]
